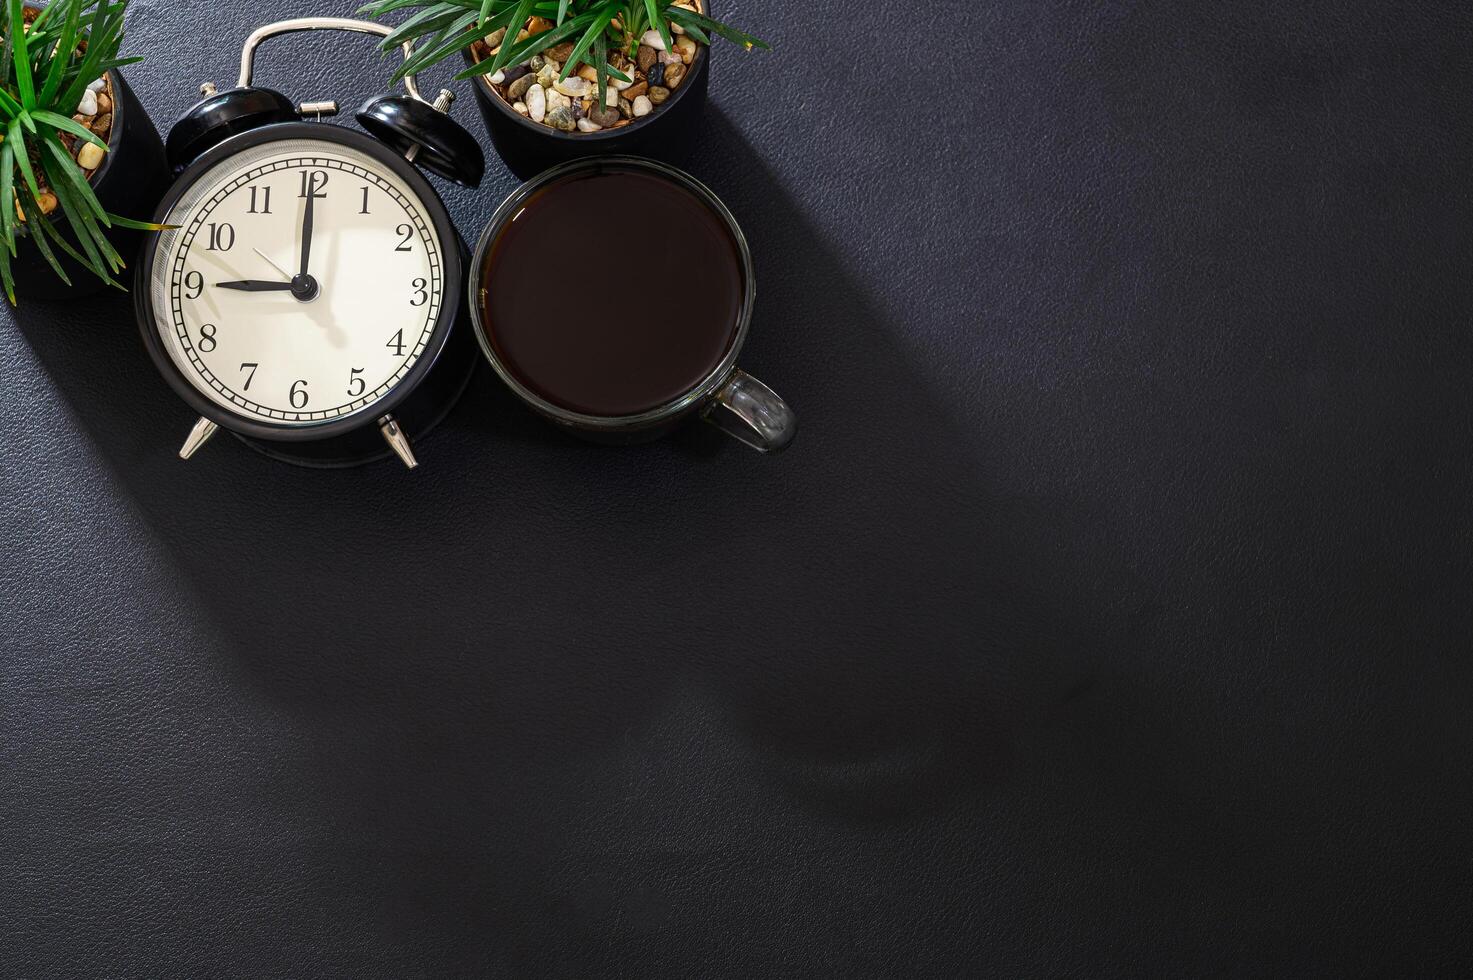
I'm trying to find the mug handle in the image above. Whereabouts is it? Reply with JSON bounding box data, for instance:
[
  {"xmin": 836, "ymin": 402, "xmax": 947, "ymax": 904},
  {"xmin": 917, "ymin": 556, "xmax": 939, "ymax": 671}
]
[{"xmin": 700, "ymin": 369, "xmax": 797, "ymax": 453}]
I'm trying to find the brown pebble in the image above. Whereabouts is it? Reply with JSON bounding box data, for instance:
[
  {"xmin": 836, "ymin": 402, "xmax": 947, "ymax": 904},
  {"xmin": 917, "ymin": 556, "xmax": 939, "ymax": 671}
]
[
  {"xmin": 624, "ymin": 81, "xmax": 648, "ymax": 102},
  {"xmin": 577, "ymin": 64, "xmax": 598, "ymax": 83},
  {"xmin": 637, "ymin": 44, "xmax": 658, "ymax": 73},
  {"xmin": 90, "ymin": 112, "xmax": 112, "ymax": 135},
  {"xmin": 648, "ymin": 85, "xmax": 670, "ymax": 104},
  {"xmin": 547, "ymin": 41, "xmax": 575, "ymax": 63},
  {"xmin": 664, "ymin": 63, "xmax": 686, "ymax": 89},
  {"xmin": 96, "ymin": 92, "xmax": 111, "ymax": 113},
  {"xmin": 618, "ymin": 98, "xmax": 633, "ymax": 119},
  {"xmin": 507, "ymin": 73, "xmax": 535, "ymax": 101},
  {"xmin": 38, "ymin": 191, "xmax": 57, "ymax": 215}
]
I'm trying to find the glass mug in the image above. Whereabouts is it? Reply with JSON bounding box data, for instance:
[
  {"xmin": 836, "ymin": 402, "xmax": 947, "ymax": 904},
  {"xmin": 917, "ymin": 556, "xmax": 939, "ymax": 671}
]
[{"xmin": 468, "ymin": 157, "xmax": 796, "ymax": 452}]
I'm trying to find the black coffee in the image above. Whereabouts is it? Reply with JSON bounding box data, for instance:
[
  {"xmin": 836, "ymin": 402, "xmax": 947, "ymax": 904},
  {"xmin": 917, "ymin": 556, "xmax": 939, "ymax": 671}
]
[{"xmin": 480, "ymin": 166, "xmax": 745, "ymax": 417}]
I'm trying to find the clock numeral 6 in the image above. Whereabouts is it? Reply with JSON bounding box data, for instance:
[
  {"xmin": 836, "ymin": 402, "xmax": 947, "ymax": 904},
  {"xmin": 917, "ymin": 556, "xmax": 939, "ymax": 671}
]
[
  {"xmin": 240, "ymin": 362, "xmax": 258, "ymax": 390},
  {"xmin": 395, "ymin": 223, "xmax": 413, "ymax": 252},
  {"xmin": 410, "ymin": 278, "xmax": 428, "ymax": 307},
  {"xmin": 347, "ymin": 368, "xmax": 365, "ymax": 398},
  {"xmin": 205, "ymin": 222, "xmax": 235, "ymax": 252},
  {"xmin": 299, "ymin": 170, "xmax": 329, "ymax": 198},
  {"xmin": 289, "ymin": 379, "xmax": 309, "ymax": 409},
  {"xmin": 197, "ymin": 323, "xmax": 218, "ymax": 353},
  {"xmin": 183, "ymin": 270, "xmax": 203, "ymax": 299}
]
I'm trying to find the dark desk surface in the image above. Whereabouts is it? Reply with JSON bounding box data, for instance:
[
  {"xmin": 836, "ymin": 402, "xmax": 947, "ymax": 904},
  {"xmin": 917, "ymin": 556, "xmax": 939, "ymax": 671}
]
[{"xmin": 4, "ymin": 1, "xmax": 1471, "ymax": 976}]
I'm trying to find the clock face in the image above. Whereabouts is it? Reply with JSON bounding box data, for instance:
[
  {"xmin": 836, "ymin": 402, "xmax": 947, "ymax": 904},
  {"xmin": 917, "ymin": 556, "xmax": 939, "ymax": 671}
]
[{"xmin": 145, "ymin": 135, "xmax": 446, "ymax": 427}]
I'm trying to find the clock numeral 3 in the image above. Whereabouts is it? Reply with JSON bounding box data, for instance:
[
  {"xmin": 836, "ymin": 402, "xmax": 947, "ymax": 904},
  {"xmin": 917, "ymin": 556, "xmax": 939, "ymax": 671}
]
[
  {"xmin": 197, "ymin": 323, "xmax": 218, "ymax": 353},
  {"xmin": 299, "ymin": 170, "xmax": 329, "ymax": 198},
  {"xmin": 386, "ymin": 329, "xmax": 405, "ymax": 356},
  {"xmin": 410, "ymin": 278, "xmax": 428, "ymax": 307},
  {"xmin": 289, "ymin": 379, "xmax": 309, "ymax": 409},
  {"xmin": 247, "ymin": 185, "xmax": 272, "ymax": 214},
  {"xmin": 347, "ymin": 368, "xmax": 366, "ymax": 397},
  {"xmin": 395, "ymin": 223, "xmax": 413, "ymax": 252},
  {"xmin": 183, "ymin": 270, "xmax": 203, "ymax": 299},
  {"xmin": 240, "ymin": 362, "xmax": 259, "ymax": 390},
  {"xmin": 205, "ymin": 222, "xmax": 235, "ymax": 252}
]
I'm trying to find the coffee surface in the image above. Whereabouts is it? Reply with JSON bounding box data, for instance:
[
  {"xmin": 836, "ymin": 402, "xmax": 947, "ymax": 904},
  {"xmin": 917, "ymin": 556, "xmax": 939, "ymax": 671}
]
[{"xmin": 480, "ymin": 168, "xmax": 745, "ymax": 418}]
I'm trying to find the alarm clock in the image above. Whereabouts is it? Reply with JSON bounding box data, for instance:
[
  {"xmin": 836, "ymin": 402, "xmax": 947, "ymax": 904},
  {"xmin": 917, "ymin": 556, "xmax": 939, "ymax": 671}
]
[{"xmin": 135, "ymin": 17, "xmax": 486, "ymax": 469}]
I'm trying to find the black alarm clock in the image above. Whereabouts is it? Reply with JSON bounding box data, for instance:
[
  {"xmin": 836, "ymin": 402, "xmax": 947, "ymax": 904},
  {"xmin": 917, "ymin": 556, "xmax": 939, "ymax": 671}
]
[{"xmin": 135, "ymin": 17, "xmax": 485, "ymax": 469}]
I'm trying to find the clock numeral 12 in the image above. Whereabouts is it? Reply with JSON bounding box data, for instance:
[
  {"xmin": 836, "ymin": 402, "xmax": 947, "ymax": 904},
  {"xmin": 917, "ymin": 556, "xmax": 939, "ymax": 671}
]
[
  {"xmin": 205, "ymin": 222, "xmax": 235, "ymax": 251},
  {"xmin": 299, "ymin": 170, "xmax": 329, "ymax": 198}
]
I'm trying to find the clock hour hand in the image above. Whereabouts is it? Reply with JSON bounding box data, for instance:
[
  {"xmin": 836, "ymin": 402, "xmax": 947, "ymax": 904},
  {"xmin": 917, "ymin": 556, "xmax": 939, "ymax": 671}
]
[{"xmin": 215, "ymin": 279, "xmax": 295, "ymax": 291}]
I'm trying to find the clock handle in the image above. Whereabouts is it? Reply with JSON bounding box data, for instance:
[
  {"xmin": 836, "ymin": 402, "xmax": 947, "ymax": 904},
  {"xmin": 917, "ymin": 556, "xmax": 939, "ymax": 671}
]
[
  {"xmin": 378, "ymin": 415, "xmax": 419, "ymax": 470},
  {"xmin": 238, "ymin": 17, "xmax": 427, "ymax": 104}
]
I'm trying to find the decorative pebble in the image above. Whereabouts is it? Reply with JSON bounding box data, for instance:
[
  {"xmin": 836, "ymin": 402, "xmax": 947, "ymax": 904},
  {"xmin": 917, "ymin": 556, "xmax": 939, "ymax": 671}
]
[
  {"xmin": 640, "ymin": 29, "xmax": 666, "ymax": 51},
  {"xmin": 674, "ymin": 36, "xmax": 697, "ymax": 63},
  {"xmin": 545, "ymin": 88, "xmax": 571, "ymax": 111},
  {"xmin": 503, "ymin": 64, "xmax": 531, "ymax": 84},
  {"xmin": 624, "ymin": 81, "xmax": 648, "ymax": 102},
  {"xmin": 90, "ymin": 112, "xmax": 111, "ymax": 134},
  {"xmin": 536, "ymin": 64, "xmax": 559, "ymax": 89},
  {"xmin": 545, "ymin": 105, "xmax": 576, "ymax": 131},
  {"xmin": 612, "ymin": 71, "xmax": 635, "ymax": 91},
  {"xmin": 485, "ymin": 27, "xmax": 507, "ymax": 48},
  {"xmin": 513, "ymin": 101, "xmax": 528, "ymax": 115},
  {"xmin": 507, "ymin": 73, "xmax": 536, "ymax": 101},
  {"xmin": 526, "ymin": 83, "xmax": 546, "ymax": 122},
  {"xmin": 489, "ymin": 69, "xmax": 506, "ymax": 85},
  {"xmin": 528, "ymin": 54, "xmax": 545, "ymax": 71},
  {"xmin": 648, "ymin": 85, "xmax": 670, "ymax": 104},
  {"xmin": 38, "ymin": 191, "xmax": 57, "ymax": 214},
  {"xmin": 95, "ymin": 92, "xmax": 111, "ymax": 113},
  {"xmin": 647, "ymin": 62, "xmax": 665, "ymax": 87},
  {"xmin": 77, "ymin": 88, "xmax": 97, "ymax": 116},
  {"xmin": 86, "ymin": 77, "xmax": 105, "ymax": 92},
  {"xmin": 618, "ymin": 98, "xmax": 634, "ymax": 119},
  {"xmin": 604, "ymin": 85, "xmax": 619, "ymax": 107},
  {"xmin": 588, "ymin": 103, "xmax": 620, "ymax": 128},
  {"xmin": 575, "ymin": 117, "xmax": 602, "ymax": 132},
  {"xmin": 664, "ymin": 62, "xmax": 686, "ymax": 89},
  {"xmin": 637, "ymin": 45, "xmax": 658, "ymax": 73},
  {"xmin": 547, "ymin": 41, "xmax": 575, "ymax": 63},
  {"xmin": 659, "ymin": 50, "xmax": 681, "ymax": 65},
  {"xmin": 77, "ymin": 140, "xmax": 106, "ymax": 169},
  {"xmin": 577, "ymin": 64, "xmax": 598, "ymax": 83},
  {"xmin": 553, "ymin": 76, "xmax": 589, "ymax": 98},
  {"xmin": 632, "ymin": 95, "xmax": 652, "ymax": 117}
]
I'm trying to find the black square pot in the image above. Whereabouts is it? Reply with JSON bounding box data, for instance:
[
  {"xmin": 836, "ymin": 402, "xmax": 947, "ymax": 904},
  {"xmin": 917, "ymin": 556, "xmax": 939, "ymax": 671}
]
[
  {"xmin": 463, "ymin": 43, "xmax": 709, "ymax": 180},
  {"xmin": 11, "ymin": 70, "xmax": 170, "ymax": 302}
]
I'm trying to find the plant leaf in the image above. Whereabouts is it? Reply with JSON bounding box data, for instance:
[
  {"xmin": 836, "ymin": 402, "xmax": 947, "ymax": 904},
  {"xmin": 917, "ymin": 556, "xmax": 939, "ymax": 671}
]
[
  {"xmin": 643, "ymin": 0, "xmax": 672, "ymax": 54},
  {"xmin": 8, "ymin": 0, "xmax": 37, "ymax": 107},
  {"xmin": 31, "ymin": 110, "xmax": 106, "ymax": 149}
]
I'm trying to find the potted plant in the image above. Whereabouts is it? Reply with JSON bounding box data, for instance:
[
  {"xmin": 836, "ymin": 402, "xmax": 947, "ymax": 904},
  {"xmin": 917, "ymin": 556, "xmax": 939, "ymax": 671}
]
[
  {"xmin": 360, "ymin": 0, "xmax": 767, "ymax": 177},
  {"xmin": 0, "ymin": 0, "xmax": 168, "ymax": 303}
]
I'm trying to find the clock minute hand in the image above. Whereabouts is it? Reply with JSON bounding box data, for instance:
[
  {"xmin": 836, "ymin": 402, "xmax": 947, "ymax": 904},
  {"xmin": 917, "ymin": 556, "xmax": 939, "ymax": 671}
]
[
  {"xmin": 298, "ymin": 178, "xmax": 316, "ymax": 279},
  {"xmin": 216, "ymin": 279, "xmax": 295, "ymax": 291}
]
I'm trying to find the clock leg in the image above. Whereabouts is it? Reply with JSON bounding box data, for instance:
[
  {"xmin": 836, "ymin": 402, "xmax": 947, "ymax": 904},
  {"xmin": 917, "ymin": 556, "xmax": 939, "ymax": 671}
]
[
  {"xmin": 378, "ymin": 414, "xmax": 419, "ymax": 470},
  {"xmin": 179, "ymin": 417, "xmax": 219, "ymax": 460}
]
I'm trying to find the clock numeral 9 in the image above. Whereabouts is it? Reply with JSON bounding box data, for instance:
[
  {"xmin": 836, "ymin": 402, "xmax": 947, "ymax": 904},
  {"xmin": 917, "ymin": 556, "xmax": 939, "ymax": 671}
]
[
  {"xmin": 299, "ymin": 170, "xmax": 329, "ymax": 198},
  {"xmin": 183, "ymin": 270, "xmax": 203, "ymax": 299},
  {"xmin": 395, "ymin": 223, "xmax": 413, "ymax": 252},
  {"xmin": 289, "ymin": 379, "xmax": 309, "ymax": 409},
  {"xmin": 205, "ymin": 222, "xmax": 235, "ymax": 252},
  {"xmin": 347, "ymin": 368, "xmax": 365, "ymax": 398},
  {"xmin": 410, "ymin": 278, "xmax": 428, "ymax": 307},
  {"xmin": 197, "ymin": 323, "xmax": 217, "ymax": 352}
]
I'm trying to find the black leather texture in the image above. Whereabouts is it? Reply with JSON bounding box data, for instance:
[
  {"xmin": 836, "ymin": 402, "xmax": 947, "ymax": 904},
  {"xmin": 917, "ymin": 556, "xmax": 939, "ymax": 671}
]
[{"xmin": 3, "ymin": 1, "xmax": 1472, "ymax": 976}]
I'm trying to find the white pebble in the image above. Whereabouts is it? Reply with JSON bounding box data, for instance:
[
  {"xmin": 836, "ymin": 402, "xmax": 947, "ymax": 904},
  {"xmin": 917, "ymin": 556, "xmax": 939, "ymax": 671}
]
[
  {"xmin": 604, "ymin": 85, "xmax": 619, "ymax": 107},
  {"xmin": 575, "ymin": 117, "xmax": 602, "ymax": 132},
  {"xmin": 612, "ymin": 72, "xmax": 634, "ymax": 91},
  {"xmin": 671, "ymin": 23, "xmax": 684, "ymax": 35},
  {"xmin": 513, "ymin": 101, "xmax": 528, "ymax": 115},
  {"xmin": 526, "ymin": 84, "xmax": 546, "ymax": 122},
  {"xmin": 632, "ymin": 95, "xmax": 652, "ymax": 117},
  {"xmin": 77, "ymin": 140, "xmax": 106, "ymax": 169},
  {"xmin": 553, "ymin": 76, "xmax": 589, "ymax": 98},
  {"xmin": 489, "ymin": 69, "xmax": 505, "ymax": 84},
  {"xmin": 640, "ymin": 29, "xmax": 666, "ymax": 51},
  {"xmin": 660, "ymin": 51, "xmax": 682, "ymax": 65},
  {"xmin": 86, "ymin": 77, "xmax": 105, "ymax": 92},
  {"xmin": 545, "ymin": 88, "xmax": 570, "ymax": 111},
  {"xmin": 77, "ymin": 88, "xmax": 97, "ymax": 116}
]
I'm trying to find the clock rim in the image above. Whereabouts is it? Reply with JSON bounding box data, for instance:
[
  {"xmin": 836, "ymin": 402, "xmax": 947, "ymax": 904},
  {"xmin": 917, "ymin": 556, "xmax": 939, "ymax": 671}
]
[{"xmin": 134, "ymin": 122, "xmax": 463, "ymax": 443}]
